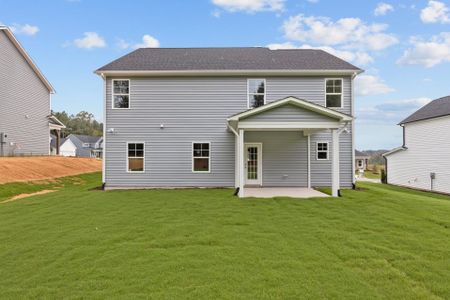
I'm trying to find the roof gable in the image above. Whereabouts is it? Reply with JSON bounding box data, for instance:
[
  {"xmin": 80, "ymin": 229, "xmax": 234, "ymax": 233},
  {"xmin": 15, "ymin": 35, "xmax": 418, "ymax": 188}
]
[
  {"xmin": 0, "ymin": 26, "xmax": 54, "ymax": 93},
  {"xmin": 228, "ymin": 97, "xmax": 353, "ymax": 122}
]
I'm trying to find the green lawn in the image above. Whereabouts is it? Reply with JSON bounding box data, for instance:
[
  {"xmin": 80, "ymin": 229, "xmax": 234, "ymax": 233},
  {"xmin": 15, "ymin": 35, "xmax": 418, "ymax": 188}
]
[
  {"xmin": 1, "ymin": 172, "xmax": 449, "ymax": 299},
  {"xmin": 364, "ymin": 171, "xmax": 381, "ymax": 180}
]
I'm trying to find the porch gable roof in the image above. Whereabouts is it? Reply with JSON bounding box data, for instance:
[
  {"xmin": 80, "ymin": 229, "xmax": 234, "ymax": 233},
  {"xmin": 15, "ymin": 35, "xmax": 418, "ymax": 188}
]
[{"xmin": 227, "ymin": 97, "xmax": 353, "ymax": 123}]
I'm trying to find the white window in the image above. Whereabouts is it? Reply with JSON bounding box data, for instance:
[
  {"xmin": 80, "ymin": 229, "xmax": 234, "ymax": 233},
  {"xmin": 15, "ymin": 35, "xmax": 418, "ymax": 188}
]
[
  {"xmin": 192, "ymin": 142, "xmax": 210, "ymax": 173},
  {"xmin": 247, "ymin": 79, "xmax": 266, "ymax": 109},
  {"xmin": 82, "ymin": 143, "xmax": 90, "ymax": 148},
  {"xmin": 358, "ymin": 160, "xmax": 363, "ymax": 168},
  {"xmin": 127, "ymin": 142, "xmax": 144, "ymax": 172},
  {"xmin": 113, "ymin": 79, "xmax": 130, "ymax": 109},
  {"xmin": 325, "ymin": 79, "xmax": 343, "ymax": 108},
  {"xmin": 317, "ymin": 142, "xmax": 329, "ymax": 160}
]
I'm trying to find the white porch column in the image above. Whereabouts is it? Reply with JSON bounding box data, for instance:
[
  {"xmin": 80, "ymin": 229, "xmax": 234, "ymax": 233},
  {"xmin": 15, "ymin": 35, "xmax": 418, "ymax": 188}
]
[
  {"xmin": 307, "ymin": 134, "xmax": 311, "ymax": 188},
  {"xmin": 331, "ymin": 129, "xmax": 340, "ymax": 197},
  {"xmin": 238, "ymin": 129, "xmax": 245, "ymax": 197}
]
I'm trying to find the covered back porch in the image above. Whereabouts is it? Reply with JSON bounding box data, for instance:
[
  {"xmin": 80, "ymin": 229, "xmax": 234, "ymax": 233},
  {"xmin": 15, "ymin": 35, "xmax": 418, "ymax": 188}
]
[{"xmin": 227, "ymin": 97, "xmax": 353, "ymax": 198}]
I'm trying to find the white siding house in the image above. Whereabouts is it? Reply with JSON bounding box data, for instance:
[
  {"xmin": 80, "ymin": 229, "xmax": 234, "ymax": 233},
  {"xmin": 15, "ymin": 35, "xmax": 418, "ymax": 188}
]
[
  {"xmin": 384, "ymin": 96, "xmax": 450, "ymax": 194},
  {"xmin": 60, "ymin": 138, "xmax": 77, "ymax": 157}
]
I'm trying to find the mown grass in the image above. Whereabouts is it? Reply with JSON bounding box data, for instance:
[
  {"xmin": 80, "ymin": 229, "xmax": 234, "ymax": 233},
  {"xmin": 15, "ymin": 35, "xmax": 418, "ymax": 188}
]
[
  {"xmin": 364, "ymin": 171, "xmax": 381, "ymax": 180},
  {"xmin": 0, "ymin": 172, "xmax": 449, "ymax": 299}
]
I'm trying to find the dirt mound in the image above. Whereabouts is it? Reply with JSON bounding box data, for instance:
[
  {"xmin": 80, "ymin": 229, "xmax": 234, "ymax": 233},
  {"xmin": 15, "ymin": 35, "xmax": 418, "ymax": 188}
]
[{"xmin": 0, "ymin": 157, "xmax": 102, "ymax": 184}]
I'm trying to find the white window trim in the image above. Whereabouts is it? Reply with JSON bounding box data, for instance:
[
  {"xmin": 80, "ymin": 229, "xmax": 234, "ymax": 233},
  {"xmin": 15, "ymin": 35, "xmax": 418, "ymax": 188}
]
[
  {"xmin": 247, "ymin": 79, "xmax": 266, "ymax": 109},
  {"xmin": 192, "ymin": 142, "xmax": 211, "ymax": 173},
  {"xmin": 324, "ymin": 78, "xmax": 344, "ymax": 109},
  {"xmin": 112, "ymin": 79, "xmax": 131, "ymax": 109},
  {"xmin": 357, "ymin": 160, "xmax": 363, "ymax": 168},
  {"xmin": 82, "ymin": 143, "xmax": 90, "ymax": 148},
  {"xmin": 126, "ymin": 141, "xmax": 145, "ymax": 173},
  {"xmin": 316, "ymin": 141, "xmax": 329, "ymax": 161}
]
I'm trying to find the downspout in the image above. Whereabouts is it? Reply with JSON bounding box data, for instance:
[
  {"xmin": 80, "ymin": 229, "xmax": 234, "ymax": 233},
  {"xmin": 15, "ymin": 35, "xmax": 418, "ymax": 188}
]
[
  {"xmin": 351, "ymin": 71, "xmax": 357, "ymax": 190},
  {"xmin": 227, "ymin": 122, "xmax": 240, "ymax": 196},
  {"xmin": 101, "ymin": 73, "xmax": 107, "ymax": 190},
  {"xmin": 401, "ymin": 124, "xmax": 406, "ymax": 147}
]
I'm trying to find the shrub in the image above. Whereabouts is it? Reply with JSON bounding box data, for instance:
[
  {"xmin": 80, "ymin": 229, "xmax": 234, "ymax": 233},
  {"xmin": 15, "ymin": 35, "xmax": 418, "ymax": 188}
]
[{"xmin": 381, "ymin": 169, "xmax": 387, "ymax": 184}]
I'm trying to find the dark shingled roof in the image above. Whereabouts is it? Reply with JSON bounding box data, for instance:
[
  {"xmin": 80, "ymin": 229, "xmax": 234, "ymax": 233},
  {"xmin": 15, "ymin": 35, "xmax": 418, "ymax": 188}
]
[
  {"xmin": 96, "ymin": 47, "xmax": 361, "ymax": 72},
  {"xmin": 400, "ymin": 96, "xmax": 450, "ymax": 125},
  {"xmin": 72, "ymin": 134, "xmax": 102, "ymax": 144}
]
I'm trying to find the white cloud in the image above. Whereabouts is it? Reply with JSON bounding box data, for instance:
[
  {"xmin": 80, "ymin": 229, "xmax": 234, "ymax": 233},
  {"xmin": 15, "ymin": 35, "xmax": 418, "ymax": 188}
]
[
  {"xmin": 9, "ymin": 23, "xmax": 39, "ymax": 36},
  {"xmin": 133, "ymin": 34, "xmax": 160, "ymax": 49},
  {"xmin": 212, "ymin": 10, "xmax": 222, "ymax": 18},
  {"xmin": 74, "ymin": 32, "xmax": 106, "ymax": 49},
  {"xmin": 267, "ymin": 42, "xmax": 373, "ymax": 66},
  {"xmin": 116, "ymin": 39, "xmax": 130, "ymax": 50},
  {"xmin": 374, "ymin": 2, "xmax": 394, "ymax": 16},
  {"xmin": 420, "ymin": 0, "xmax": 450, "ymax": 23},
  {"xmin": 397, "ymin": 32, "xmax": 450, "ymax": 67},
  {"xmin": 355, "ymin": 74, "xmax": 395, "ymax": 96},
  {"xmin": 212, "ymin": 0, "xmax": 284, "ymax": 13},
  {"xmin": 357, "ymin": 98, "xmax": 431, "ymax": 124},
  {"xmin": 282, "ymin": 14, "xmax": 398, "ymax": 51}
]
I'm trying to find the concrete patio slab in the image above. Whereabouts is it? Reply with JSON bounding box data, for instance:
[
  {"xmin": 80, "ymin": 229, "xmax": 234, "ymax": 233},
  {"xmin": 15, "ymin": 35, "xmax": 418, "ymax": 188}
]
[{"xmin": 244, "ymin": 187, "xmax": 329, "ymax": 198}]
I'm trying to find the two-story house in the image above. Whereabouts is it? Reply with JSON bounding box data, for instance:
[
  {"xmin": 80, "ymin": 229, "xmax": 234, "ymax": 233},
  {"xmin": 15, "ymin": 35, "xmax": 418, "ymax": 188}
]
[
  {"xmin": 0, "ymin": 26, "xmax": 65, "ymax": 156},
  {"xmin": 96, "ymin": 48, "xmax": 362, "ymax": 197},
  {"xmin": 383, "ymin": 95, "xmax": 450, "ymax": 194}
]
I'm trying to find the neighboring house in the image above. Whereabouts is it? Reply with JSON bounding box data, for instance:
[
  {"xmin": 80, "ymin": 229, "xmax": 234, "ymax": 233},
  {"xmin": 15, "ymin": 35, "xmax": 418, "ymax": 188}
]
[
  {"xmin": 50, "ymin": 134, "xmax": 67, "ymax": 155},
  {"xmin": 383, "ymin": 96, "xmax": 450, "ymax": 194},
  {"xmin": 0, "ymin": 26, "xmax": 65, "ymax": 156},
  {"xmin": 95, "ymin": 47, "xmax": 363, "ymax": 197},
  {"xmin": 60, "ymin": 134, "xmax": 103, "ymax": 158},
  {"xmin": 355, "ymin": 150, "xmax": 370, "ymax": 171}
]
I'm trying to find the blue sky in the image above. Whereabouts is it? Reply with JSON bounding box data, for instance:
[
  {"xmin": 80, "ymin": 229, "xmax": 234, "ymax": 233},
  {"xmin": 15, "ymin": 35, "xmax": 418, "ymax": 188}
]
[{"xmin": 2, "ymin": 0, "xmax": 450, "ymax": 150}]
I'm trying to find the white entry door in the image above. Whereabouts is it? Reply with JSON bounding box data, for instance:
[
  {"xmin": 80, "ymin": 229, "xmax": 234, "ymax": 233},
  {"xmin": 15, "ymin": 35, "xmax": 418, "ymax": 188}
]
[{"xmin": 245, "ymin": 143, "xmax": 262, "ymax": 185}]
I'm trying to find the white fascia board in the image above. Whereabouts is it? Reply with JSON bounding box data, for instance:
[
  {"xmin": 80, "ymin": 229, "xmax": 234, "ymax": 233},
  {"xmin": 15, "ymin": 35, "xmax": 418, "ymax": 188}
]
[
  {"xmin": 382, "ymin": 147, "xmax": 407, "ymax": 157},
  {"xmin": 95, "ymin": 69, "xmax": 363, "ymax": 77},
  {"xmin": 238, "ymin": 121, "xmax": 341, "ymax": 130}
]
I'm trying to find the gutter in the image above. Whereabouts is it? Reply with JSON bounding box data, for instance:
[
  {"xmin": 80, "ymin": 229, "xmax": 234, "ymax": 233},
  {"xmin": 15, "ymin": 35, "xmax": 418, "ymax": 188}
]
[{"xmin": 94, "ymin": 69, "xmax": 364, "ymax": 77}]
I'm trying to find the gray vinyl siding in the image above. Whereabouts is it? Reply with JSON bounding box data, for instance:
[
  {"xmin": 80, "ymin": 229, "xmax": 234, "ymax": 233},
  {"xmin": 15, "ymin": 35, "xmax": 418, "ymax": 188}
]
[
  {"xmin": 242, "ymin": 104, "xmax": 337, "ymax": 123},
  {"xmin": 0, "ymin": 31, "xmax": 50, "ymax": 156},
  {"xmin": 104, "ymin": 76, "xmax": 353, "ymax": 188},
  {"xmin": 245, "ymin": 131, "xmax": 307, "ymax": 187}
]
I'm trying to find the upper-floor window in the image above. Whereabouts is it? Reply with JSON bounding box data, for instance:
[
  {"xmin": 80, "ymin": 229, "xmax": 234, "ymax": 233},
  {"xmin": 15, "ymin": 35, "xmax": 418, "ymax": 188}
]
[
  {"xmin": 82, "ymin": 143, "xmax": 91, "ymax": 148},
  {"xmin": 113, "ymin": 79, "xmax": 130, "ymax": 109},
  {"xmin": 248, "ymin": 79, "xmax": 265, "ymax": 109},
  {"xmin": 325, "ymin": 79, "xmax": 343, "ymax": 108}
]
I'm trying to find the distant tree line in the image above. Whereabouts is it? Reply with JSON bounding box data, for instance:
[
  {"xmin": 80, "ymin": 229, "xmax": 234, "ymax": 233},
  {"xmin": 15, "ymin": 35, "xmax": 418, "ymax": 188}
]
[{"xmin": 52, "ymin": 111, "xmax": 103, "ymax": 137}]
